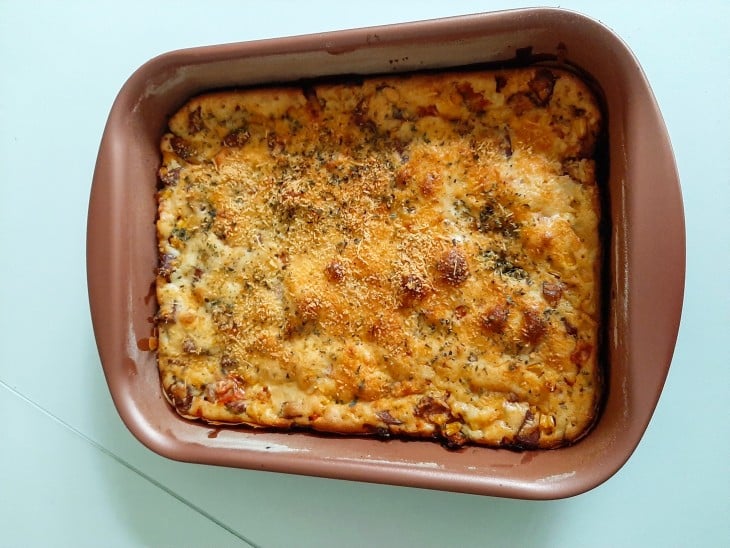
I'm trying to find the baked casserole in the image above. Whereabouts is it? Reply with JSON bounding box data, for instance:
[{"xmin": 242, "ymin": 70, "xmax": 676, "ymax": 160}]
[{"xmin": 155, "ymin": 66, "xmax": 602, "ymax": 448}]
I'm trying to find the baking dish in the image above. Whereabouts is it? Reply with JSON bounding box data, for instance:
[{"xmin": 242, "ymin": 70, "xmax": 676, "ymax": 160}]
[{"xmin": 87, "ymin": 7, "xmax": 684, "ymax": 499}]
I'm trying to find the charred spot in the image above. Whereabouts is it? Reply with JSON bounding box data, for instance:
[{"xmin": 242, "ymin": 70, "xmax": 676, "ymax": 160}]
[
  {"xmin": 480, "ymin": 303, "xmax": 510, "ymax": 335},
  {"xmin": 324, "ymin": 260, "xmax": 346, "ymax": 282},
  {"xmin": 376, "ymin": 410, "xmax": 403, "ymax": 425},
  {"xmin": 515, "ymin": 410, "xmax": 540, "ymax": 448},
  {"xmin": 542, "ymin": 281, "xmax": 565, "ymax": 308},
  {"xmin": 303, "ymin": 85, "xmax": 323, "ymax": 114},
  {"xmin": 441, "ymin": 427, "xmax": 468, "ymax": 449},
  {"xmin": 167, "ymin": 382, "xmax": 192, "ymax": 414},
  {"xmin": 495, "ymin": 74, "xmax": 508, "ymax": 93},
  {"xmin": 528, "ymin": 68, "xmax": 557, "ymax": 106},
  {"xmin": 455, "ymin": 81, "xmax": 489, "ymax": 112},
  {"xmin": 436, "ymin": 247, "xmax": 470, "ymax": 286},
  {"xmin": 222, "ymin": 128, "xmax": 250, "ymax": 148},
  {"xmin": 571, "ymin": 105, "xmax": 587, "ymax": 117},
  {"xmin": 501, "ymin": 130, "xmax": 513, "ymax": 158},
  {"xmin": 562, "ymin": 317, "xmax": 579, "ymax": 337},
  {"xmin": 187, "ymin": 105, "xmax": 205, "ymax": 134},
  {"xmin": 521, "ymin": 309, "xmax": 547, "ymax": 345},
  {"xmin": 170, "ymin": 136, "xmax": 195, "ymax": 160}
]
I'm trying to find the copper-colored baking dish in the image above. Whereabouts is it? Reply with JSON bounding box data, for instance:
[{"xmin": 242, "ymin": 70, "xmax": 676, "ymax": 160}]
[{"xmin": 87, "ymin": 8, "xmax": 684, "ymax": 499}]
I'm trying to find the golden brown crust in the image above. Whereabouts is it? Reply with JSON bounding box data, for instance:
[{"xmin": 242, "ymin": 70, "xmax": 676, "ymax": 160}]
[{"xmin": 156, "ymin": 67, "xmax": 603, "ymax": 448}]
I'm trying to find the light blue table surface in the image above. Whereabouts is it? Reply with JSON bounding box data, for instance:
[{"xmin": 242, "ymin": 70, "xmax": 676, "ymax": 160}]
[{"xmin": 1, "ymin": 1, "xmax": 728, "ymax": 546}]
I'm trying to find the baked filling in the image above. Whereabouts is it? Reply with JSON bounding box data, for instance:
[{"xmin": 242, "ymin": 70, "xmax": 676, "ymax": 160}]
[{"xmin": 155, "ymin": 67, "xmax": 602, "ymax": 448}]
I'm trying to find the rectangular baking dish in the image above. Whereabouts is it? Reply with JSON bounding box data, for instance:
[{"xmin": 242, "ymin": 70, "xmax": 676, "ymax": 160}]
[{"xmin": 87, "ymin": 8, "xmax": 684, "ymax": 499}]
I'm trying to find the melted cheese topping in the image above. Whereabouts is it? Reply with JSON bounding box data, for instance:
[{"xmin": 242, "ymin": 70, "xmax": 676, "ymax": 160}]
[{"xmin": 156, "ymin": 67, "xmax": 603, "ymax": 448}]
